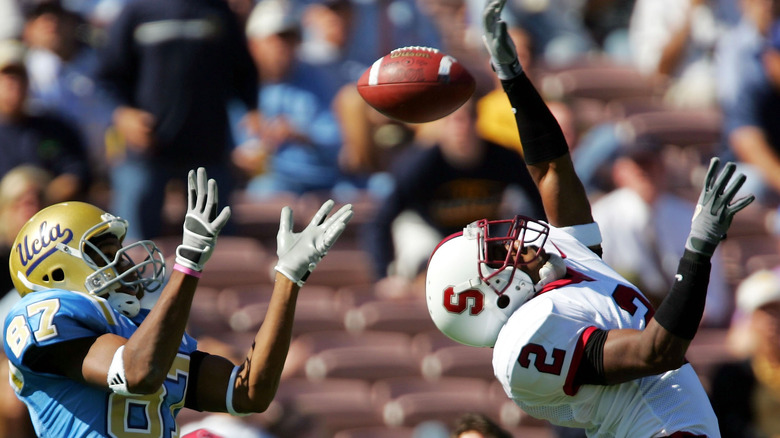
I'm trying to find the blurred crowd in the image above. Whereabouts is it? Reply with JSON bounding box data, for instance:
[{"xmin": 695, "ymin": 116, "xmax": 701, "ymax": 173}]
[{"xmin": 3, "ymin": 0, "xmax": 780, "ymax": 436}]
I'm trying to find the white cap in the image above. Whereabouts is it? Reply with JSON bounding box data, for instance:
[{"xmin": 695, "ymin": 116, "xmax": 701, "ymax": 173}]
[
  {"xmin": 0, "ymin": 39, "xmax": 26, "ymax": 72},
  {"xmin": 736, "ymin": 269, "xmax": 780, "ymax": 314},
  {"xmin": 245, "ymin": 0, "xmax": 299, "ymax": 39}
]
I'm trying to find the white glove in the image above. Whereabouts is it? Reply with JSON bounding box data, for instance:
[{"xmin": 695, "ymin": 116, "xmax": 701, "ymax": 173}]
[
  {"xmin": 175, "ymin": 168, "xmax": 232, "ymax": 272},
  {"xmin": 274, "ymin": 200, "xmax": 354, "ymax": 286},
  {"xmin": 482, "ymin": 0, "xmax": 523, "ymax": 80}
]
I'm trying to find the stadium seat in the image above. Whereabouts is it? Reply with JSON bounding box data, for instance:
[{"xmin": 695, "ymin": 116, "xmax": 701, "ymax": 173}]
[
  {"xmin": 333, "ymin": 426, "xmax": 417, "ymax": 438},
  {"xmin": 540, "ymin": 64, "xmax": 659, "ymax": 103},
  {"xmin": 487, "ymin": 380, "xmax": 551, "ymax": 429},
  {"xmin": 225, "ymin": 285, "xmax": 346, "ymax": 335},
  {"xmin": 685, "ymin": 328, "xmax": 733, "ymax": 393},
  {"xmin": 300, "ymin": 248, "xmax": 375, "ymax": 287},
  {"xmin": 155, "ymin": 235, "xmax": 273, "ymax": 289},
  {"xmin": 295, "ymin": 191, "xmax": 380, "ymax": 249},
  {"xmin": 215, "ymin": 284, "xmax": 274, "ymax": 318},
  {"xmin": 620, "ymin": 109, "xmax": 722, "ymax": 150},
  {"xmin": 229, "ymin": 191, "xmax": 300, "ymax": 246},
  {"xmin": 604, "ymin": 96, "xmax": 666, "ymax": 120},
  {"xmin": 420, "ymin": 344, "xmax": 495, "ymax": 381},
  {"xmin": 186, "ymin": 286, "xmax": 231, "ymax": 338},
  {"xmin": 374, "ymin": 377, "xmax": 494, "ymax": 427},
  {"xmin": 283, "ymin": 330, "xmax": 416, "ymax": 380},
  {"xmin": 334, "ymin": 284, "xmax": 384, "ymax": 309},
  {"xmin": 720, "ymin": 234, "xmax": 780, "ymax": 289},
  {"xmin": 410, "ymin": 330, "xmax": 463, "ymax": 361},
  {"xmin": 344, "ymin": 297, "xmax": 437, "ymax": 335},
  {"xmin": 371, "ymin": 376, "xmax": 490, "ymax": 407},
  {"xmin": 264, "ymin": 377, "xmax": 384, "ymax": 434},
  {"xmin": 304, "ymin": 343, "xmax": 421, "ymax": 382}
]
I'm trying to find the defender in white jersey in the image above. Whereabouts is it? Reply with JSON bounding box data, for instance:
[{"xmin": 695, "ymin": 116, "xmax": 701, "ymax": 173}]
[
  {"xmin": 424, "ymin": 1, "xmax": 755, "ymax": 436},
  {"xmin": 3, "ymin": 167, "xmax": 353, "ymax": 437}
]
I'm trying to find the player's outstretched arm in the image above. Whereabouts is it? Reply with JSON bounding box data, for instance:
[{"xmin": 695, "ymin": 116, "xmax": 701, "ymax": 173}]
[
  {"xmin": 598, "ymin": 159, "xmax": 754, "ymax": 383},
  {"xmin": 191, "ymin": 200, "xmax": 354, "ymax": 414},
  {"xmin": 482, "ymin": 0, "xmax": 599, "ymax": 250},
  {"xmin": 117, "ymin": 168, "xmax": 231, "ymax": 393},
  {"xmin": 54, "ymin": 168, "xmax": 232, "ymax": 394}
]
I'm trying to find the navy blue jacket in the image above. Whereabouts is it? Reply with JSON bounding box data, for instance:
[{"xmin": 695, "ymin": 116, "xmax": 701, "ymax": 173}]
[{"xmin": 96, "ymin": 0, "xmax": 258, "ymax": 163}]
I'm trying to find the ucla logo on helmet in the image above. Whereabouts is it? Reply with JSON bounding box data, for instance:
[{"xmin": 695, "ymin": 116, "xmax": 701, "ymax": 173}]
[{"xmin": 17, "ymin": 221, "xmax": 74, "ymax": 276}]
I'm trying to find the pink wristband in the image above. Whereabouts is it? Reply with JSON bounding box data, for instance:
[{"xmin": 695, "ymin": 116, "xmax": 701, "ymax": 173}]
[{"xmin": 173, "ymin": 263, "xmax": 202, "ymax": 278}]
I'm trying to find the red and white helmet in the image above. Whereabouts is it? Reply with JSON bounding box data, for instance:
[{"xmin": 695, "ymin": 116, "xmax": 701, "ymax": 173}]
[{"xmin": 425, "ymin": 216, "xmax": 550, "ymax": 347}]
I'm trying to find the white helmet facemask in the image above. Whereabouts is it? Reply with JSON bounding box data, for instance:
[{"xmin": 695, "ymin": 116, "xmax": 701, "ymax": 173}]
[
  {"xmin": 77, "ymin": 215, "xmax": 165, "ymax": 318},
  {"xmin": 426, "ymin": 216, "xmax": 551, "ymax": 347}
]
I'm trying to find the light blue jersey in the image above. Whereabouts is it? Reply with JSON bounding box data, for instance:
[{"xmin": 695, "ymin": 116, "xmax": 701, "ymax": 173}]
[{"xmin": 3, "ymin": 289, "xmax": 198, "ymax": 438}]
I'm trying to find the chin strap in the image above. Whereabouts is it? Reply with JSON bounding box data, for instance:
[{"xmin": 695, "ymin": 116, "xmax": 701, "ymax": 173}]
[
  {"xmin": 535, "ymin": 253, "xmax": 567, "ymax": 292},
  {"xmin": 107, "ymin": 290, "xmax": 141, "ymax": 318}
]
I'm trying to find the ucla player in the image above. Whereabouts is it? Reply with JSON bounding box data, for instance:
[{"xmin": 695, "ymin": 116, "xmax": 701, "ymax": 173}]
[
  {"xmin": 423, "ymin": 0, "xmax": 754, "ymax": 436},
  {"xmin": 4, "ymin": 167, "xmax": 353, "ymax": 437}
]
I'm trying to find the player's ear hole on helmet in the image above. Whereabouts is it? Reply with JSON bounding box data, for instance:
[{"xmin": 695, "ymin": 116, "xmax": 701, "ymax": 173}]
[
  {"xmin": 50, "ymin": 269, "xmax": 64, "ymax": 282},
  {"xmin": 40, "ymin": 269, "xmax": 65, "ymax": 283}
]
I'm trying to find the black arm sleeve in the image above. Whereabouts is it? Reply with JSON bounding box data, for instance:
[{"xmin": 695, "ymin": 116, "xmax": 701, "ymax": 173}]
[
  {"xmin": 575, "ymin": 328, "xmax": 608, "ymax": 386},
  {"xmin": 184, "ymin": 350, "xmax": 210, "ymax": 411},
  {"xmin": 500, "ymin": 73, "xmax": 569, "ymax": 165},
  {"xmin": 653, "ymin": 250, "xmax": 712, "ymax": 340}
]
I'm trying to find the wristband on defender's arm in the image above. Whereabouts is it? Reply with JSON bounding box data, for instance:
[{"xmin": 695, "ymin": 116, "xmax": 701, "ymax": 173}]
[
  {"xmin": 653, "ymin": 250, "xmax": 712, "ymax": 340},
  {"xmin": 501, "ymin": 73, "xmax": 569, "ymax": 165}
]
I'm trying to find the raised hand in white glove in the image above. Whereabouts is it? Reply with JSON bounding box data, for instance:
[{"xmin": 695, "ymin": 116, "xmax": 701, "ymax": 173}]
[
  {"xmin": 175, "ymin": 168, "xmax": 232, "ymax": 272},
  {"xmin": 275, "ymin": 200, "xmax": 354, "ymax": 286},
  {"xmin": 482, "ymin": 0, "xmax": 522, "ymax": 80}
]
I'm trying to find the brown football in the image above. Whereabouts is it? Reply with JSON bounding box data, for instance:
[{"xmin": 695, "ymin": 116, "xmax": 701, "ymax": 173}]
[{"xmin": 357, "ymin": 46, "xmax": 476, "ymax": 124}]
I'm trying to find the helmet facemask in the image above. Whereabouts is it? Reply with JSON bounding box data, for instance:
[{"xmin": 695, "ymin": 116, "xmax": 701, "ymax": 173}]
[
  {"xmin": 77, "ymin": 217, "xmax": 165, "ymax": 317},
  {"xmin": 82, "ymin": 238, "xmax": 165, "ymax": 297},
  {"xmin": 473, "ymin": 216, "xmax": 550, "ymax": 296}
]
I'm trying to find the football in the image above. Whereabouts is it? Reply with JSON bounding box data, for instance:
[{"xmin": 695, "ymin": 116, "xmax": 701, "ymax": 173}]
[{"xmin": 357, "ymin": 46, "xmax": 476, "ymax": 124}]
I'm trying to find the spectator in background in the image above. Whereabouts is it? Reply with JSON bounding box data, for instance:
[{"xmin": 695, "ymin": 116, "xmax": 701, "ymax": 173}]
[
  {"xmin": 710, "ymin": 267, "xmax": 780, "ymax": 438},
  {"xmin": 0, "ymin": 165, "xmax": 52, "ymax": 296},
  {"xmin": 332, "ymin": 83, "xmax": 416, "ymax": 195},
  {"xmin": 0, "ymin": 38, "xmax": 91, "ymax": 202},
  {"xmin": 299, "ymin": 0, "xmax": 363, "ymax": 89},
  {"xmin": 450, "ymin": 413, "xmax": 512, "ymax": 438},
  {"xmin": 332, "ymin": 0, "xmax": 486, "ymax": 195},
  {"xmin": 363, "ymin": 99, "xmax": 544, "ymax": 288},
  {"xmin": 628, "ymin": 0, "xmax": 738, "ymax": 109},
  {"xmin": 232, "ymin": 0, "xmax": 345, "ymax": 198},
  {"xmin": 0, "ymin": 0, "xmax": 23, "ymax": 40},
  {"xmin": 591, "ymin": 136, "xmax": 732, "ymax": 326},
  {"xmin": 95, "ymin": 0, "xmax": 258, "ymax": 240},
  {"xmin": 716, "ymin": 0, "xmax": 780, "ymax": 206},
  {"xmin": 464, "ymin": 0, "xmax": 638, "ymax": 65},
  {"xmin": 344, "ymin": 0, "xmax": 442, "ymax": 71},
  {"xmin": 0, "ymin": 164, "xmax": 50, "ymax": 438},
  {"xmin": 493, "ymin": 0, "xmax": 597, "ymax": 67},
  {"xmin": 21, "ymin": 0, "xmax": 113, "ymax": 178},
  {"xmin": 581, "ymin": 0, "xmax": 637, "ymax": 61}
]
